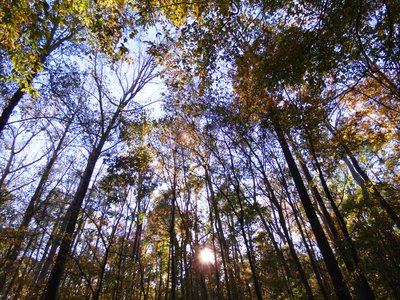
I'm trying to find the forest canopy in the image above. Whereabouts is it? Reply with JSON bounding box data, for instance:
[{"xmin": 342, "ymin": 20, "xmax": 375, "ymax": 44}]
[{"xmin": 0, "ymin": 0, "xmax": 399, "ymax": 299}]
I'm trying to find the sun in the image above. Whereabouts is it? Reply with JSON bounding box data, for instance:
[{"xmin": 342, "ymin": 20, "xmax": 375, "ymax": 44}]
[{"xmin": 199, "ymin": 247, "xmax": 215, "ymax": 265}]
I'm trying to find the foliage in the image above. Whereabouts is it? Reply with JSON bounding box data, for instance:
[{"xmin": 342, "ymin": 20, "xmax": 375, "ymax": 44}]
[{"xmin": 0, "ymin": 0, "xmax": 399, "ymax": 299}]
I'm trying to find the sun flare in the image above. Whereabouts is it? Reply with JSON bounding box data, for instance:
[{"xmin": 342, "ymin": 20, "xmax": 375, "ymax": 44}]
[{"xmin": 199, "ymin": 247, "xmax": 215, "ymax": 265}]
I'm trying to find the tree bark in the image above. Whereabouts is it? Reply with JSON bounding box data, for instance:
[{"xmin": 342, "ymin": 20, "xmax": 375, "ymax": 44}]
[
  {"xmin": 0, "ymin": 88, "xmax": 26, "ymax": 134},
  {"xmin": 41, "ymin": 145, "xmax": 102, "ymax": 299},
  {"xmin": 273, "ymin": 121, "xmax": 352, "ymax": 300},
  {"xmin": 42, "ymin": 106, "xmax": 118, "ymax": 299},
  {"xmin": 306, "ymin": 133, "xmax": 375, "ymax": 299}
]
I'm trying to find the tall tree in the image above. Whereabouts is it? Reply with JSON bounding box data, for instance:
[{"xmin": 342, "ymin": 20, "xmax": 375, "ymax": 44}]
[{"xmin": 42, "ymin": 51, "xmax": 157, "ymax": 299}]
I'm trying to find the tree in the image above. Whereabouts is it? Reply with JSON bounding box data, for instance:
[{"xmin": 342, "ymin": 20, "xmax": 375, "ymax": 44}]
[
  {"xmin": 0, "ymin": 0, "xmax": 138, "ymax": 134},
  {"xmin": 1, "ymin": 0, "xmax": 399, "ymax": 298},
  {"xmin": 42, "ymin": 50, "xmax": 157, "ymax": 299}
]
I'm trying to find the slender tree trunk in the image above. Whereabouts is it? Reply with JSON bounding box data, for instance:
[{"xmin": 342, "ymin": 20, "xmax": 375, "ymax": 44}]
[
  {"xmin": 235, "ymin": 192, "xmax": 263, "ymax": 300},
  {"xmin": 227, "ymin": 165, "xmax": 263, "ymax": 300},
  {"xmin": 10, "ymin": 120, "xmax": 70, "ymax": 245},
  {"xmin": 169, "ymin": 157, "xmax": 178, "ymax": 300},
  {"xmin": 0, "ymin": 131, "xmax": 17, "ymax": 193},
  {"xmin": 41, "ymin": 91, "xmax": 128, "ymax": 298},
  {"xmin": 292, "ymin": 200, "xmax": 330, "ymax": 300},
  {"xmin": 41, "ymin": 127, "xmax": 112, "ymax": 298},
  {"xmin": 273, "ymin": 121, "xmax": 352, "ymax": 300},
  {"xmin": 93, "ymin": 215, "xmax": 121, "ymax": 300},
  {"xmin": 1, "ymin": 234, "xmax": 35, "ymax": 299},
  {"xmin": 326, "ymin": 122, "xmax": 400, "ymax": 228},
  {"xmin": 222, "ymin": 143, "xmax": 264, "ymax": 299},
  {"xmin": 204, "ymin": 166, "xmax": 236, "ymax": 300},
  {"xmin": 241, "ymin": 143, "xmax": 314, "ymax": 300},
  {"xmin": 343, "ymin": 156, "xmax": 371, "ymax": 200},
  {"xmin": 242, "ymin": 137, "xmax": 296, "ymax": 299},
  {"xmin": 0, "ymin": 121, "xmax": 72, "ymax": 294},
  {"xmin": 276, "ymin": 158, "xmax": 330, "ymax": 300},
  {"xmin": 115, "ymin": 210, "xmax": 135, "ymax": 299},
  {"xmin": 299, "ymin": 159, "xmax": 375, "ymax": 299},
  {"xmin": 345, "ymin": 145, "xmax": 400, "ymax": 228},
  {"xmin": 306, "ymin": 133, "xmax": 375, "ymax": 299},
  {"xmin": 253, "ymin": 201, "xmax": 295, "ymax": 299},
  {"xmin": 156, "ymin": 246, "xmax": 163, "ymax": 300},
  {"xmin": 35, "ymin": 197, "xmax": 71, "ymax": 286},
  {"xmin": 41, "ymin": 147, "xmax": 102, "ymax": 299},
  {"xmin": 262, "ymin": 174, "xmax": 314, "ymax": 300}
]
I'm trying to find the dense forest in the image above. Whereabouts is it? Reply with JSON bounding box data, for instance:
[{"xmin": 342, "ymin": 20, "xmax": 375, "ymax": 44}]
[{"xmin": 0, "ymin": 1, "xmax": 399, "ymax": 299}]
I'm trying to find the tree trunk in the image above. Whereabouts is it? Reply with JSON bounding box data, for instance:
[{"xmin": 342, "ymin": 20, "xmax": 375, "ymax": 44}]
[
  {"xmin": 169, "ymin": 157, "xmax": 178, "ymax": 300},
  {"xmin": 299, "ymin": 159, "xmax": 375, "ymax": 299},
  {"xmin": 253, "ymin": 201, "xmax": 295, "ymax": 299},
  {"xmin": 41, "ymin": 145, "xmax": 102, "ymax": 299},
  {"xmin": 204, "ymin": 166, "xmax": 236, "ymax": 300},
  {"xmin": 306, "ymin": 133, "xmax": 375, "ymax": 299},
  {"xmin": 273, "ymin": 121, "xmax": 352, "ymax": 300},
  {"xmin": 235, "ymin": 191, "xmax": 263, "ymax": 300},
  {"xmin": 262, "ymin": 174, "xmax": 314, "ymax": 300},
  {"xmin": 326, "ymin": 122, "xmax": 400, "ymax": 229},
  {"xmin": 276, "ymin": 159, "xmax": 330, "ymax": 299},
  {"xmin": 0, "ymin": 26, "xmax": 74, "ymax": 135},
  {"xmin": 0, "ymin": 120, "xmax": 72, "ymax": 294},
  {"xmin": 0, "ymin": 88, "xmax": 28, "ymax": 134},
  {"xmin": 241, "ymin": 141, "xmax": 314, "ymax": 300}
]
